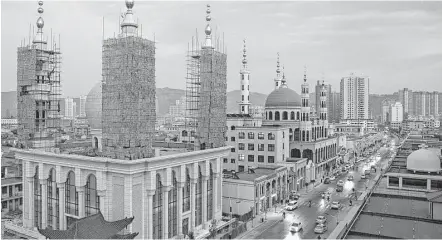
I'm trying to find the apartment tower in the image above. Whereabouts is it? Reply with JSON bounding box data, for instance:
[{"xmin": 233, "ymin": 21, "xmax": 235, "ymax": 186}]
[{"xmin": 340, "ymin": 73, "xmax": 370, "ymax": 120}]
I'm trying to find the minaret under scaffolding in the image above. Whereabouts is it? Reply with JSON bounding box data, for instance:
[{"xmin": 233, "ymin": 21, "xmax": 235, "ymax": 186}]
[
  {"xmin": 192, "ymin": 4, "xmax": 227, "ymax": 150},
  {"xmin": 101, "ymin": 0, "xmax": 156, "ymax": 160},
  {"xmin": 239, "ymin": 39, "xmax": 250, "ymax": 114},
  {"xmin": 274, "ymin": 53, "xmax": 282, "ymax": 89},
  {"xmin": 17, "ymin": 0, "xmax": 62, "ymax": 151}
]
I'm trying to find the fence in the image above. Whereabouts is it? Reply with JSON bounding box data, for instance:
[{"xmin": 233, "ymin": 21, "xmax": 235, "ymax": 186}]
[{"xmin": 218, "ymin": 222, "xmax": 247, "ymax": 239}]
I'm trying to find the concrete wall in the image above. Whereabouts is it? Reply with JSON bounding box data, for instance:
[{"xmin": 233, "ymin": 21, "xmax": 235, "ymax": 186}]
[{"xmin": 433, "ymin": 202, "xmax": 442, "ymax": 220}]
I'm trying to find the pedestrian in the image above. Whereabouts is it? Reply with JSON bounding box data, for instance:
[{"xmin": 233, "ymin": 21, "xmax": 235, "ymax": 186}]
[
  {"xmin": 318, "ymin": 235, "xmax": 322, "ymax": 239},
  {"xmin": 282, "ymin": 211, "xmax": 286, "ymax": 219}
]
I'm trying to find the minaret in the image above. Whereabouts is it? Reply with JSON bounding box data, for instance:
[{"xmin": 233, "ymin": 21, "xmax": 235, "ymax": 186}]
[
  {"xmin": 320, "ymin": 80, "xmax": 328, "ymax": 137},
  {"xmin": 120, "ymin": 0, "xmax": 138, "ymax": 37},
  {"xmin": 239, "ymin": 39, "xmax": 250, "ymax": 114},
  {"xmin": 300, "ymin": 65, "xmax": 312, "ymax": 142},
  {"xmin": 33, "ymin": 1, "xmax": 47, "ymax": 50},
  {"xmin": 202, "ymin": 4, "xmax": 213, "ymax": 49},
  {"xmin": 281, "ymin": 65, "xmax": 287, "ymax": 87},
  {"xmin": 274, "ymin": 53, "xmax": 282, "ymax": 89}
]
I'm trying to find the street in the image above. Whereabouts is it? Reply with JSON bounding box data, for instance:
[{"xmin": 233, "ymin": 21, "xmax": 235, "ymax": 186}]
[{"xmin": 254, "ymin": 144, "xmax": 394, "ymax": 240}]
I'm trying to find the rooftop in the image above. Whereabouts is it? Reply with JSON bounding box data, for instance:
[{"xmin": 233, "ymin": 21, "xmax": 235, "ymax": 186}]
[{"xmin": 224, "ymin": 165, "xmax": 285, "ymax": 182}]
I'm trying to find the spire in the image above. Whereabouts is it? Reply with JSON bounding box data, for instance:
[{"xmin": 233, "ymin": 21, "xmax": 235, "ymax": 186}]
[
  {"xmin": 33, "ymin": 1, "xmax": 46, "ymax": 44},
  {"xmin": 120, "ymin": 0, "xmax": 138, "ymax": 37},
  {"xmin": 276, "ymin": 53, "xmax": 281, "ymax": 77},
  {"xmin": 203, "ymin": 4, "xmax": 213, "ymax": 48},
  {"xmin": 303, "ymin": 65, "xmax": 307, "ymax": 83},
  {"xmin": 242, "ymin": 39, "xmax": 248, "ymax": 69}
]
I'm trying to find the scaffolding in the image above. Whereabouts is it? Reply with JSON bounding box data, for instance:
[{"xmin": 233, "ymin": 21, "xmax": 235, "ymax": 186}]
[
  {"xmin": 185, "ymin": 29, "xmax": 227, "ymax": 150},
  {"xmin": 17, "ymin": 31, "xmax": 62, "ymax": 152}
]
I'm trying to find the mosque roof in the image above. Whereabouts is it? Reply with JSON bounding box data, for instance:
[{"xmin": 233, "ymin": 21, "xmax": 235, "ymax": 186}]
[{"xmin": 265, "ymin": 87, "xmax": 301, "ymax": 108}]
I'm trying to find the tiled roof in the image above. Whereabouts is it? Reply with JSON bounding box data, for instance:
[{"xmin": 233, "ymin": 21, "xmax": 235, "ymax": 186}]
[{"xmin": 38, "ymin": 211, "xmax": 137, "ymax": 239}]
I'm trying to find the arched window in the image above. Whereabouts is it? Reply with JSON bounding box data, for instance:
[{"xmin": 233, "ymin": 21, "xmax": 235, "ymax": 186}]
[
  {"xmin": 296, "ymin": 112, "xmax": 300, "ymax": 120},
  {"xmin": 47, "ymin": 169, "xmax": 59, "ymax": 230},
  {"xmin": 306, "ymin": 131, "xmax": 309, "ymax": 142},
  {"xmin": 183, "ymin": 168, "xmax": 190, "ymax": 212},
  {"xmin": 65, "ymin": 171, "xmax": 78, "ymax": 217},
  {"xmin": 168, "ymin": 171, "xmax": 178, "ymax": 238},
  {"xmin": 275, "ymin": 112, "xmax": 280, "ymax": 121},
  {"xmin": 269, "ymin": 111, "xmax": 273, "ymax": 120},
  {"xmin": 85, "ymin": 174, "xmax": 99, "ymax": 217},
  {"xmin": 290, "ymin": 111, "xmax": 295, "ymax": 120},
  {"xmin": 196, "ymin": 166, "xmax": 203, "ymax": 226},
  {"xmin": 94, "ymin": 137, "xmax": 99, "ymax": 149},
  {"xmin": 302, "ymin": 131, "xmax": 305, "ymax": 142},
  {"xmin": 283, "ymin": 111, "xmax": 288, "ymax": 120},
  {"xmin": 207, "ymin": 165, "xmax": 214, "ymax": 220},
  {"xmin": 34, "ymin": 166, "xmax": 42, "ymax": 228},
  {"xmin": 153, "ymin": 175, "xmax": 163, "ymax": 239}
]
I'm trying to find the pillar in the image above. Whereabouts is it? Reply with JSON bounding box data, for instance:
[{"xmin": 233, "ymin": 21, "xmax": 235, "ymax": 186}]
[
  {"xmin": 40, "ymin": 179, "xmax": 48, "ymax": 229},
  {"xmin": 163, "ymin": 186, "xmax": 171, "ymax": 239},
  {"xmin": 26, "ymin": 176, "xmax": 34, "ymax": 228},
  {"xmin": 57, "ymin": 183, "xmax": 65, "ymax": 230},
  {"xmin": 387, "ymin": 176, "xmax": 390, "ymax": 188},
  {"xmin": 77, "ymin": 186, "xmax": 85, "ymax": 218},
  {"xmin": 202, "ymin": 176, "xmax": 208, "ymax": 229},
  {"xmin": 147, "ymin": 189, "xmax": 155, "ymax": 239},
  {"xmin": 427, "ymin": 179, "xmax": 431, "ymax": 191},
  {"xmin": 213, "ymin": 173, "xmax": 219, "ymax": 218},
  {"xmin": 177, "ymin": 182, "xmax": 185, "ymax": 237},
  {"xmin": 97, "ymin": 190, "xmax": 107, "ymax": 218},
  {"xmin": 399, "ymin": 177, "xmax": 403, "ymax": 189},
  {"xmin": 190, "ymin": 178, "xmax": 197, "ymax": 231}
]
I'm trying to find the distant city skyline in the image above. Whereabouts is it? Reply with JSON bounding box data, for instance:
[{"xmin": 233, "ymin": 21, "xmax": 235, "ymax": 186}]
[{"xmin": 2, "ymin": 1, "xmax": 442, "ymax": 97}]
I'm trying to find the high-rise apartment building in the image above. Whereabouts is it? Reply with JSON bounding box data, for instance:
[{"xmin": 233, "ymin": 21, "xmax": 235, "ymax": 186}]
[
  {"xmin": 329, "ymin": 91, "xmax": 341, "ymax": 123},
  {"xmin": 400, "ymin": 89, "xmax": 440, "ymax": 118},
  {"xmin": 340, "ymin": 73, "xmax": 370, "ymax": 120},
  {"xmin": 64, "ymin": 97, "xmax": 74, "ymax": 119},
  {"xmin": 413, "ymin": 91, "xmax": 426, "ymax": 117},
  {"xmin": 79, "ymin": 95, "xmax": 86, "ymax": 117},
  {"xmin": 429, "ymin": 91, "xmax": 439, "ymax": 117},
  {"xmin": 389, "ymin": 102, "xmax": 403, "ymax": 123},
  {"xmin": 398, "ymin": 88, "xmax": 413, "ymax": 116}
]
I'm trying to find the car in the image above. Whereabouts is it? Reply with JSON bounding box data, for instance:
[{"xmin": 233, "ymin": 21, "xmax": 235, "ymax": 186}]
[
  {"xmin": 337, "ymin": 180, "xmax": 344, "ymax": 186},
  {"xmin": 289, "ymin": 222, "xmax": 303, "ymax": 232},
  {"xmin": 361, "ymin": 174, "xmax": 366, "ymax": 179},
  {"xmin": 329, "ymin": 175, "xmax": 336, "ymax": 181},
  {"xmin": 314, "ymin": 224, "xmax": 328, "ymax": 234},
  {"xmin": 331, "ymin": 201, "xmax": 340, "ymax": 209},
  {"xmin": 292, "ymin": 194, "xmax": 300, "ymax": 200},
  {"xmin": 324, "ymin": 178, "xmax": 331, "ymax": 184},
  {"xmin": 316, "ymin": 216, "xmax": 327, "ymax": 224},
  {"xmin": 285, "ymin": 201, "xmax": 298, "ymax": 211},
  {"xmin": 347, "ymin": 175, "xmax": 354, "ymax": 181}
]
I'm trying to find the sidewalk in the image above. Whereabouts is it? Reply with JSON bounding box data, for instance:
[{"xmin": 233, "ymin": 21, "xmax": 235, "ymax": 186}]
[{"xmin": 237, "ymin": 205, "xmax": 286, "ymax": 239}]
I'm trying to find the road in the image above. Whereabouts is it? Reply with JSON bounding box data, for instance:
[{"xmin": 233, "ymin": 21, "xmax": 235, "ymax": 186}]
[{"xmin": 255, "ymin": 142, "xmax": 395, "ymax": 240}]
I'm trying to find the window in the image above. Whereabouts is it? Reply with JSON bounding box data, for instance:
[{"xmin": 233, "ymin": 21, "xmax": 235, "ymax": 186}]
[
  {"xmin": 242, "ymin": 85, "xmax": 244, "ymax": 90},
  {"xmin": 238, "ymin": 154, "xmax": 245, "ymax": 161},
  {"xmin": 268, "ymin": 144, "xmax": 275, "ymax": 152},
  {"xmin": 258, "ymin": 144, "xmax": 264, "ymax": 151},
  {"xmin": 169, "ymin": 172, "xmax": 178, "ymax": 237},
  {"xmin": 238, "ymin": 166, "xmax": 245, "ymax": 172},
  {"xmin": 258, "ymin": 132, "xmax": 264, "ymax": 139},
  {"xmin": 2, "ymin": 201, "xmax": 6, "ymax": 209},
  {"xmin": 2, "ymin": 187, "xmax": 6, "ymax": 194},
  {"xmin": 258, "ymin": 155, "xmax": 264, "ymax": 162},
  {"xmin": 238, "ymin": 143, "xmax": 245, "ymax": 150},
  {"xmin": 183, "ymin": 169, "xmax": 190, "ymax": 212},
  {"xmin": 239, "ymin": 132, "xmax": 245, "ymax": 139},
  {"xmin": 268, "ymin": 133, "xmax": 275, "ymax": 140},
  {"xmin": 268, "ymin": 156, "xmax": 275, "ymax": 163},
  {"xmin": 231, "ymin": 137, "xmax": 236, "ymax": 142},
  {"xmin": 269, "ymin": 111, "xmax": 273, "ymax": 120},
  {"xmin": 248, "ymin": 144, "xmax": 254, "ymax": 151},
  {"xmin": 231, "ymin": 159, "xmax": 236, "ymax": 163},
  {"xmin": 231, "ymin": 126, "xmax": 236, "ymax": 130},
  {"xmin": 248, "ymin": 132, "xmax": 255, "ymax": 139},
  {"xmin": 242, "ymin": 95, "xmax": 244, "ymax": 101},
  {"xmin": 223, "ymin": 158, "xmax": 228, "ymax": 163},
  {"xmin": 248, "ymin": 155, "xmax": 254, "ymax": 162}
]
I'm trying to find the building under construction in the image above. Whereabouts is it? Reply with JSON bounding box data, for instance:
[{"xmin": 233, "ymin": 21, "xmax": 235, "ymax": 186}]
[
  {"xmin": 185, "ymin": 4, "xmax": 227, "ymax": 150},
  {"xmin": 101, "ymin": 0, "xmax": 156, "ymax": 160},
  {"xmin": 16, "ymin": 1, "xmax": 62, "ymax": 151}
]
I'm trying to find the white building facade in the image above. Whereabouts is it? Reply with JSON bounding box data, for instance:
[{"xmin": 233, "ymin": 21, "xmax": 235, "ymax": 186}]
[{"xmin": 340, "ymin": 73, "xmax": 370, "ymax": 120}]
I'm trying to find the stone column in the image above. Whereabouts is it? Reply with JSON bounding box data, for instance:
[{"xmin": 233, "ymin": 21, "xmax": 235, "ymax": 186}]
[
  {"xmin": 77, "ymin": 186, "xmax": 85, "ymax": 218},
  {"xmin": 202, "ymin": 176, "xmax": 208, "ymax": 229},
  {"xmin": 27, "ymin": 177, "xmax": 34, "ymax": 228},
  {"xmin": 57, "ymin": 183, "xmax": 65, "ymax": 230},
  {"xmin": 427, "ymin": 179, "xmax": 431, "ymax": 191},
  {"xmin": 177, "ymin": 182, "xmax": 185, "ymax": 237},
  {"xmin": 40, "ymin": 179, "xmax": 48, "ymax": 229},
  {"xmin": 146, "ymin": 189, "xmax": 155, "ymax": 239},
  {"xmin": 190, "ymin": 178, "xmax": 197, "ymax": 231},
  {"xmin": 163, "ymin": 186, "xmax": 171, "ymax": 239},
  {"xmin": 97, "ymin": 190, "xmax": 107, "ymax": 218},
  {"xmin": 213, "ymin": 173, "xmax": 219, "ymax": 218},
  {"xmin": 399, "ymin": 177, "xmax": 403, "ymax": 189}
]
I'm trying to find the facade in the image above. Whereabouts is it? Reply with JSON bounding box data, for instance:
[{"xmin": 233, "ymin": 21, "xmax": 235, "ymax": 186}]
[
  {"xmin": 340, "ymin": 73, "xmax": 370, "ymax": 120},
  {"xmin": 398, "ymin": 88, "xmax": 413, "ymax": 116},
  {"xmin": 339, "ymin": 119, "xmax": 375, "ymax": 131},
  {"xmin": 329, "ymin": 91, "xmax": 341, "ymax": 124},
  {"xmin": 1, "ymin": 151, "xmax": 23, "ymax": 215},
  {"xmin": 79, "ymin": 95, "xmax": 86, "ymax": 117},
  {"xmin": 315, "ymin": 81, "xmax": 332, "ymax": 123},
  {"xmin": 101, "ymin": 1, "xmax": 156, "ymax": 160},
  {"xmin": 389, "ymin": 102, "xmax": 403, "ymax": 124},
  {"xmin": 222, "ymin": 166, "xmax": 288, "ymax": 216},
  {"xmin": 16, "ymin": 1, "xmax": 62, "ymax": 150},
  {"xmin": 64, "ymin": 97, "xmax": 74, "ymax": 119}
]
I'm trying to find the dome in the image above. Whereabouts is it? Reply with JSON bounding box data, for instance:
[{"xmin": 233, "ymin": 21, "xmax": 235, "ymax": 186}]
[
  {"xmin": 265, "ymin": 87, "xmax": 301, "ymax": 108},
  {"xmin": 406, "ymin": 149, "xmax": 441, "ymax": 172},
  {"xmin": 85, "ymin": 82, "xmax": 102, "ymax": 130}
]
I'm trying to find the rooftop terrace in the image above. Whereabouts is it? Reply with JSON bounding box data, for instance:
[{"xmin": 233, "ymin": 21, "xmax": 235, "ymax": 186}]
[{"xmin": 224, "ymin": 165, "xmax": 285, "ymax": 182}]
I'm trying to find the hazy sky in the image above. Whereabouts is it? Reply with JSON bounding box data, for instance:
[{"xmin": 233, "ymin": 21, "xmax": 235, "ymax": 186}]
[{"xmin": 2, "ymin": 1, "xmax": 442, "ymax": 97}]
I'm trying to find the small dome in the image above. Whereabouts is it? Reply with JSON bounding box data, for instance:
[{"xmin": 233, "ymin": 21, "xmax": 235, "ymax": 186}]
[
  {"xmin": 85, "ymin": 82, "xmax": 102, "ymax": 130},
  {"xmin": 205, "ymin": 24, "xmax": 212, "ymax": 35},
  {"xmin": 36, "ymin": 17, "xmax": 44, "ymax": 29},
  {"xmin": 126, "ymin": 0, "xmax": 134, "ymax": 9},
  {"xmin": 38, "ymin": 7, "xmax": 44, "ymax": 14},
  {"xmin": 265, "ymin": 87, "xmax": 301, "ymax": 108},
  {"xmin": 406, "ymin": 149, "xmax": 441, "ymax": 172}
]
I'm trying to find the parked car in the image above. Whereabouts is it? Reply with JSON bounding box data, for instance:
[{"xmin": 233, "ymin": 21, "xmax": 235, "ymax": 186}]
[
  {"xmin": 329, "ymin": 175, "xmax": 336, "ymax": 181},
  {"xmin": 331, "ymin": 201, "xmax": 340, "ymax": 210},
  {"xmin": 316, "ymin": 216, "xmax": 327, "ymax": 224},
  {"xmin": 347, "ymin": 175, "xmax": 354, "ymax": 181},
  {"xmin": 314, "ymin": 224, "xmax": 328, "ymax": 234},
  {"xmin": 361, "ymin": 173, "xmax": 366, "ymax": 179},
  {"xmin": 285, "ymin": 201, "xmax": 298, "ymax": 211},
  {"xmin": 324, "ymin": 178, "xmax": 331, "ymax": 184},
  {"xmin": 290, "ymin": 222, "xmax": 303, "ymax": 232}
]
